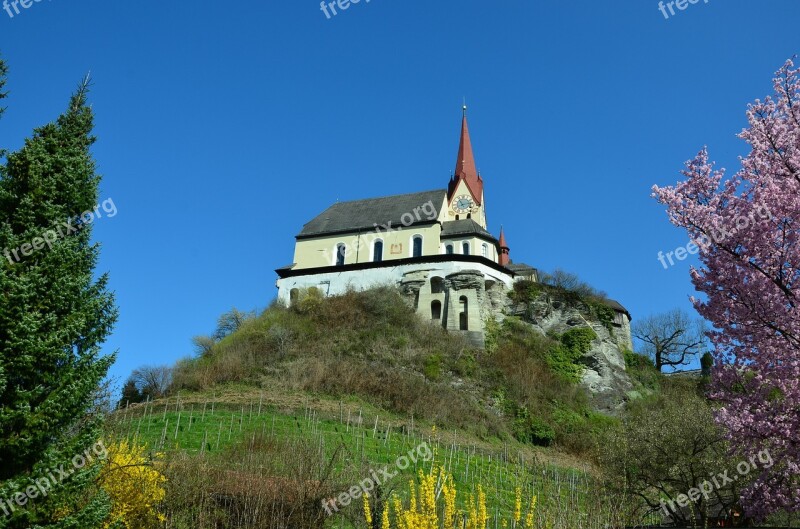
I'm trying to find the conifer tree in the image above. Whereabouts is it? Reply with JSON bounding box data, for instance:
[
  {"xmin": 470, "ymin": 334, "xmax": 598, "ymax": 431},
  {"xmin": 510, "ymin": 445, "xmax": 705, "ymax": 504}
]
[{"xmin": 0, "ymin": 73, "xmax": 117, "ymax": 528}]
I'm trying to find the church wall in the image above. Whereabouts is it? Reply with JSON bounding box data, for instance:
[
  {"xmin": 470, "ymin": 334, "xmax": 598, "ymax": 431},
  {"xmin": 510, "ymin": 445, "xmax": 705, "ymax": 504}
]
[
  {"xmin": 292, "ymin": 223, "xmax": 444, "ymax": 269},
  {"xmin": 440, "ymin": 236, "xmax": 497, "ymax": 262},
  {"xmin": 276, "ymin": 260, "xmax": 514, "ymax": 306}
]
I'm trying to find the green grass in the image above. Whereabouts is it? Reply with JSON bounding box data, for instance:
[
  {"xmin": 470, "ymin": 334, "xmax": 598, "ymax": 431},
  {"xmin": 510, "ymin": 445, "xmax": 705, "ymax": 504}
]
[{"xmin": 110, "ymin": 397, "xmax": 601, "ymax": 526}]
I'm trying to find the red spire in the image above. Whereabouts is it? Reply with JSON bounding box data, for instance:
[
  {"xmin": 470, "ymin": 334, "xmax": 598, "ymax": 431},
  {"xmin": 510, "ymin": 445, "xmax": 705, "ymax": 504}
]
[
  {"xmin": 498, "ymin": 227, "xmax": 510, "ymax": 266},
  {"xmin": 448, "ymin": 106, "xmax": 484, "ymax": 204}
]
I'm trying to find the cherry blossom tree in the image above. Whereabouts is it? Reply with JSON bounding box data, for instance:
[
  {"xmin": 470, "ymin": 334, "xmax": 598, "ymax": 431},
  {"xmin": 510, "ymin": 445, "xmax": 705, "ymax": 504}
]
[{"xmin": 652, "ymin": 59, "xmax": 800, "ymax": 519}]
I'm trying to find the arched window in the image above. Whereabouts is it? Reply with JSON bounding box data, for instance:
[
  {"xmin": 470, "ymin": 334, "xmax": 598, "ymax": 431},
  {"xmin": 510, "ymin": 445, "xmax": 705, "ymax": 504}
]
[
  {"xmin": 462, "ymin": 242, "xmax": 470, "ymax": 255},
  {"xmin": 455, "ymin": 214, "xmax": 460, "ymax": 220},
  {"xmin": 336, "ymin": 244, "xmax": 346, "ymax": 266},
  {"xmin": 467, "ymin": 213, "xmax": 472, "ymax": 219},
  {"xmin": 445, "ymin": 244, "xmax": 454, "ymax": 255},
  {"xmin": 481, "ymin": 243, "xmax": 488, "ymax": 258},
  {"xmin": 459, "ymin": 296, "xmax": 469, "ymax": 330},
  {"xmin": 431, "ymin": 277, "xmax": 445, "ymax": 294},
  {"xmin": 373, "ymin": 240, "xmax": 383, "ymax": 262},
  {"xmin": 412, "ymin": 236, "xmax": 423, "ymax": 258},
  {"xmin": 431, "ymin": 300, "xmax": 442, "ymax": 320}
]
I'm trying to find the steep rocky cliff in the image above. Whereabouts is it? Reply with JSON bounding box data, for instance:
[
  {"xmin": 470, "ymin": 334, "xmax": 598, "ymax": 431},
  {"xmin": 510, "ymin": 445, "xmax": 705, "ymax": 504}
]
[{"xmin": 494, "ymin": 283, "xmax": 633, "ymax": 413}]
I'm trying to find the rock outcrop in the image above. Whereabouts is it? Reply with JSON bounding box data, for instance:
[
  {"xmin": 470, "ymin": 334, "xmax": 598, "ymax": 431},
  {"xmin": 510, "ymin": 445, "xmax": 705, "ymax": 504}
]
[
  {"xmin": 503, "ymin": 289, "xmax": 633, "ymax": 414},
  {"xmin": 399, "ymin": 269, "xmax": 633, "ymax": 413}
]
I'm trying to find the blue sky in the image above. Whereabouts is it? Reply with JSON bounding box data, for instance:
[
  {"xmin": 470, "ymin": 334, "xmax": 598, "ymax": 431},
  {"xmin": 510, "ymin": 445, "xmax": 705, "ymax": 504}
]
[{"xmin": 0, "ymin": 0, "xmax": 797, "ymax": 383}]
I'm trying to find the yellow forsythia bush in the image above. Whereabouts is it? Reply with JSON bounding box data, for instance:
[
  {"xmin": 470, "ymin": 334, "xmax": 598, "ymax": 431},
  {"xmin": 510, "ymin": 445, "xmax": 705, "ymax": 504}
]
[
  {"xmin": 98, "ymin": 440, "xmax": 166, "ymax": 529},
  {"xmin": 364, "ymin": 465, "xmax": 538, "ymax": 529}
]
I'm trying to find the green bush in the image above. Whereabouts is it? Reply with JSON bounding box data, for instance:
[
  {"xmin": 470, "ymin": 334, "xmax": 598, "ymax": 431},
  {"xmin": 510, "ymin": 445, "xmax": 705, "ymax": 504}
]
[
  {"xmin": 509, "ymin": 404, "xmax": 555, "ymax": 447},
  {"xmin": 587, "ymin": 299, "xmax": 617, "ymax": 334},
  {"xmin": 423, "ymin": 354, "xmax": 442, "ymax": 381},
  {"xmin": 561, "ymin": 327, "xmax": 597, "ymax": 355},
  {"xmin": 624, "ymin": 349, "xmax": 662, "ymax": 394},
  {"xmin": 453, "ymin": 352, "xmax": 477, "ymax": 377},
  {"xmin": 528, "ymin": 416, "xmax": 556, "ymax": 447},
  {"xmin": 508, "ymin": 280, "xmax": 540, "ymax": 303},
  {"xmin": 484, "ymin": 317, "xmax": 501, "ymax": 353},
  {"xmin": 546, "ymin": 327, "xmax": 597, "ymax": 382}
]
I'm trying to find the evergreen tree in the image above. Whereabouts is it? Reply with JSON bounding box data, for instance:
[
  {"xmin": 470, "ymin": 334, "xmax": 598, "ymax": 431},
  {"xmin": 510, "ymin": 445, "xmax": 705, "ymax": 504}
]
[{"xmin": 0, "ymin": 74, "xmax": 118, "ymax": 528}]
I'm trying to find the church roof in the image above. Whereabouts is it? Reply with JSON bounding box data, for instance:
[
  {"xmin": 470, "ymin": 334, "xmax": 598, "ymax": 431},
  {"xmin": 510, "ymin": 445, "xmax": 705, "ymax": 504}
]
[
  {"xmin": 505, "ymin": 262, "xmax": 538, "ymax": 276},
  {"xmin": 296, "ymin": 189, "xmax": 445, "ymax": 239},
  {"xmin": 604, "ymin": 298, "xmax": 631, "ymax": 319},
  {"xmin": 448, "ymin": 108, "xmax": 484, "ymax": 205},
  {"xmin": 440, "ymin": 219, "xmax": 496, "ymax": 242},
  {"xmin": 498, "ymin": 227, "xmax": 508, "ymax": 249}
]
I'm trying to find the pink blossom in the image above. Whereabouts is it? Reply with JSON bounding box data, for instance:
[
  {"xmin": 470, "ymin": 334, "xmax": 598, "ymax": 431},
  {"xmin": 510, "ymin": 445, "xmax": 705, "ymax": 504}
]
[{"xmin": 653, "ymin": 59, "xmax": 800, "ymax": 519}]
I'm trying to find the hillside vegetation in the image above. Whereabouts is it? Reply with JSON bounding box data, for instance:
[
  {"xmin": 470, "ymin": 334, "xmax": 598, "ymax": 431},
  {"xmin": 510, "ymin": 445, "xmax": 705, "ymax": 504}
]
[
  {"xmin": 119, "ymin": 286, "xmax": 755, "ymax": 528},
  {"xmin": 164, "ymin": 286, "xmax": 617, "ymax": 453}
]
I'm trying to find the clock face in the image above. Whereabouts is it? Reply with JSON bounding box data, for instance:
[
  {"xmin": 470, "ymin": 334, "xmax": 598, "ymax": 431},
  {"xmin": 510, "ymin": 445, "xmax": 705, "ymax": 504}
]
[{"xmin": 454, "ymin": 195, "xmax": 473, "ymax": 213}]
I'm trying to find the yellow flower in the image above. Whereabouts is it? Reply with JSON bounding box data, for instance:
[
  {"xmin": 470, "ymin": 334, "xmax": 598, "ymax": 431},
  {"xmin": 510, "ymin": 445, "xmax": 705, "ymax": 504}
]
[
  {"xmin": 364, "ymin": 492, "xmax": 373, "ymax": 526},
  {"xmin": 382, "ymin": 503, "xmax": 390, "ymax": 529},
  {"xmin": 98, "ymin": 440, "xmax": 166, "ymax": 529},
  {"xmin": 524, "ymin": 495, "xmax": 537, "ymax": 529}
]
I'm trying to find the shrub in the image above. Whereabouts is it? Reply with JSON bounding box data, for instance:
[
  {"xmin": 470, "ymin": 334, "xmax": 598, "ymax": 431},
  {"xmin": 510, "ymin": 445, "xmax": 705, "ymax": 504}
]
[
  {"xmin": 99, "ymin": 440, "xmax": 166, "ymax": 529},
  {"xmin": 423, "ymin": 354, "xmax": 442, "ymax": 381},
  {"xmin": 546, "ymin": 327, "xmax": 597, "ymax": 382},
  {"xmin": 508, "ymin": 279, "xmax": 541, "ymax": 303},
  {"xmin": 623, "ymin": 350, "xmax": 662, "ymax": 394},
  {"xmin": 587, "ymin": 299, "xmax": 617, "ymax": 334},
  {"xmin": 527, "ymin": 415, "xmax": 556, "ymax": 447}
]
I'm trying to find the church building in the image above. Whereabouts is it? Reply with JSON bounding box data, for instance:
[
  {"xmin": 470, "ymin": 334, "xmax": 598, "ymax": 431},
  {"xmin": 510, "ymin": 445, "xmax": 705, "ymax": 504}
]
[{"xmin": 276, "ymin": 108, "xmax": 541, "ymax": 345}]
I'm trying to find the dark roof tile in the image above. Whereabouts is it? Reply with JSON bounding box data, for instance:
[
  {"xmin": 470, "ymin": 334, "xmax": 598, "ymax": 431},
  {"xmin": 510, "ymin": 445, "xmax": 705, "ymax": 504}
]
[{"xmin": 297, "ymin": 189, "xmax": 445, "ymax": 238}]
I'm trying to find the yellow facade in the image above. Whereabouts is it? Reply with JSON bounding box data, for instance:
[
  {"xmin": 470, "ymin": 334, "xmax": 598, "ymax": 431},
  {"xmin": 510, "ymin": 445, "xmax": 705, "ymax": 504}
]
[{"xmin": 292, "ymin": 223, "xmax": 446, "ymax": 269}]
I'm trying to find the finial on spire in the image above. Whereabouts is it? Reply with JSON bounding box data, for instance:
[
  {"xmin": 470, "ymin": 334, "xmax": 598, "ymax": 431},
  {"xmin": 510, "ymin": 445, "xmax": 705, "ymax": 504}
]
[{"xmin": 462, "ymin": 97, "xmax": 467, "ymax": 117}]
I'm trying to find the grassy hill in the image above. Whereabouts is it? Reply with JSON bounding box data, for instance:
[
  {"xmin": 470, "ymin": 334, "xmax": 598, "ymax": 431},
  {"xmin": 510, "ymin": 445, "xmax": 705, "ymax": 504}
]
[{"xmin": 110, "ymin": 287, "xmax": 662, "ymax": 528}]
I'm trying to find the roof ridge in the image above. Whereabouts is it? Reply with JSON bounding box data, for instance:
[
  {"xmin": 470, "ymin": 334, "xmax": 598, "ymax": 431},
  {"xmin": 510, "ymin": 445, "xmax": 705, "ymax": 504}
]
[{"xmin": 329, "ymin": 188, "xmax": 446, "ymax": 206}]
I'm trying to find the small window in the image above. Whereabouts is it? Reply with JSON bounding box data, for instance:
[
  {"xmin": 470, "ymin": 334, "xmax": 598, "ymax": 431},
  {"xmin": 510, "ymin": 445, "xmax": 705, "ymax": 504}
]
[
  {"xmin": 481, "ymin": 243, "xmax": 488, "ymax": 258},
  {"xmin": 455, "ymin": 215, "xmax": 460, "ymax": 220},
  {"xmin": 336, "ymin": 244, "xmax": 346, "ymax": 266},
  {"xmin": 467, "ymin": 213, "xmax": 472, "ymax": 219},
  {"xmin": 459, "ymin": 296, "xmax": 468, "ymax": 330},
  {"xmin": 462, "ymin": 242, "xmax": 470, "ymax": 255},
  {"xmin": 373, "ymin": 240, "xmax": 383, "ymax": 263},
  {"xmin": 445, "ymin": 244, "xmax": 454, "ymax": 255},
  {"xmin": 431, "ymin": 301, "xmax": 442, "ymax": 320},
  {"xmin": 413, "ymin": 236, "xmax": 423, "ymax": 258}
]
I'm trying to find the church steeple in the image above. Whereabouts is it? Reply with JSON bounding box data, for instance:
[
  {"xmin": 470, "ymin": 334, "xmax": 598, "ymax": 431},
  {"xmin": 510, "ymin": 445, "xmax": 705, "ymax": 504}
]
[
  {"xmin": 498, "ymin": 227, "xmax": 510, "ymax": 266},
  {"xmin": 448, "ymin": 106, "xmax": 484, "ymax": 205}
]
